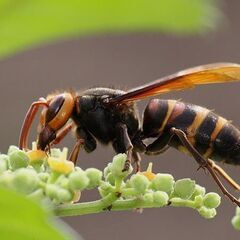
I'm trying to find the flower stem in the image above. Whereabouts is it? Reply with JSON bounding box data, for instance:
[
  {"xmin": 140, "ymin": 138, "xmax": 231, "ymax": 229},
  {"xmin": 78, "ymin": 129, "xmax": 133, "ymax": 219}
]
[
  {"xmin": 55, "ymin": 192, "xmax": 120, "ymax": 216},
  {"xmin": 54, "ymin": 197, "xmax": 166, "ymax": 217}
]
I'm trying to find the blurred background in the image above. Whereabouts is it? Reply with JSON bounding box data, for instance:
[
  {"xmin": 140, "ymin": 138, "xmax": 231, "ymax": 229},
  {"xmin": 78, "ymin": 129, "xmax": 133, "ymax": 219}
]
[{"xmin": 0, "ymin": 0, "xmax": 239, "ymax": 239}]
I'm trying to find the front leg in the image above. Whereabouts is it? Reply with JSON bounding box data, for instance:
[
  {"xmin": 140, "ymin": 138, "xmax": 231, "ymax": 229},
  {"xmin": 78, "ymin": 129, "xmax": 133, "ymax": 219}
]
[
  {"xmin": 69, "ymin": 127, "xmax": 97, "ymax": 165},
  {"xmin": 51, "ymin": 122, "xmax": 74, "ymax": 146},
  {"xmin": 69, "ymin": 139, "xmax": 84, "ymax": 165},
  {"xmin": 112, "ymin": 123, "xmax": 134, "ymax": 172},
  {"xmin": 76, "ymin": 127, "xmax": 97, "ymax": 153},
  {"xmin": 19, "ymin": 98, "xmax": 48, "ymax": 150}
]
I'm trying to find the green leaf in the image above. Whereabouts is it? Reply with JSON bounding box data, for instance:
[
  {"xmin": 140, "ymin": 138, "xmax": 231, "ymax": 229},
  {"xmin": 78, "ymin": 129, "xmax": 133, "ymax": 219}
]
[
  {"xmin": 0, "ymin": 187, "xmax": 77, "ymax": 240},
  {"xmin": 0, "ymin": 0, "xmax": 220, "ymax": 58}
]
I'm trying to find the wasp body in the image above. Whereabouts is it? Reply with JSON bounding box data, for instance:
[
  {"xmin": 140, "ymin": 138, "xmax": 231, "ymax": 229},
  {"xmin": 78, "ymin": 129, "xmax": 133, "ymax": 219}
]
[
  {"xmin": 143, "ymin": 99, "xmax": 240, "ymax": 165},
  {"xmin": 19, "ymin": 63, "xmax": 240, "ymax": 206}
]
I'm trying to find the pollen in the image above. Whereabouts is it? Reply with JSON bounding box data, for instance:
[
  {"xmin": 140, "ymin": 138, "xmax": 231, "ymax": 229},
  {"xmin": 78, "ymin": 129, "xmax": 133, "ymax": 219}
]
[
  {"xmin": 139, "ymin": 162, "xmax": 156, "ymax": 181},
  {"xmin": 27, "ymin": 150, "xmax": 47, "ymax": 164},
  {"xmin": 48, "ymin": 157, "xmax": 74, "ymax": 174}
]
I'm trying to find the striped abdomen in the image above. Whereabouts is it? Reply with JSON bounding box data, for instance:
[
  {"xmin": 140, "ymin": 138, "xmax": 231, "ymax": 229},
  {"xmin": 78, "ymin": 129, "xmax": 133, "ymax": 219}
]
[{"xmin": 142, "ymin": 99, "xmax": 240, "ymax": 165}]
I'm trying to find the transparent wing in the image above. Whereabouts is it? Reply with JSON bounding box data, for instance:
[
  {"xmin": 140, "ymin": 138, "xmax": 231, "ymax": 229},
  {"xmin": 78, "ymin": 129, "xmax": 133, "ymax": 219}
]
[{"xmin": 108, "ymin": 63, "xmax": 240, "ymax": 104}]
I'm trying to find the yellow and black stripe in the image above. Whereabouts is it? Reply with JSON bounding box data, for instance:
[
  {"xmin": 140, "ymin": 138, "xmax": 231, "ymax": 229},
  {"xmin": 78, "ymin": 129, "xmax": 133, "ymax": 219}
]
[
  {"xmin": 143, "ymin": 99, "xmax": 240, "ymax": 165},
  {"xmin": 142, "ymin": 99, "xmax": 177, "ymax": 138}
]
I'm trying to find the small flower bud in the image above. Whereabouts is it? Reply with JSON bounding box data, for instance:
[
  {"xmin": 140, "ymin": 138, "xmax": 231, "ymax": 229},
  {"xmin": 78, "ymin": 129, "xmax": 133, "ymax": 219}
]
[
  {"xmin": 28, "ymin": 189, "xmax": 45, "ymax": 202},
  {"xmin": 0, "ymin": 154, "xmax": 9, "ymax": 168},
  {"xmin": 69, "ymin": 170, "xmax": 89, "ymax": 191},
  {"xmin": 7, "ymin": 145, "xmax": 19, "ymax": 155},
  {"xmin": 143, "ymin": 192, "xmax": 154, "ymax": 203},
  {"xmin": 0, "ymin": 171, "xmax": 14, "ymax": 188},
  {"xmin": 85, "ymin": 168, "xmax": 103, "ymax": 189},
  {"xmin": 129, "ymin": 174, "xmax": 149, "ymax": 194},
  {"xmin": 45, "ymin": 184, "xmax": 61, "ymax": 199},
  {"xmin": 174, "ymin": 178, "xmax": 195, "ymax": 199},
  {"xmin": 12, "ymin": 168, "xmax": 39, "ymax": 194},
  {"xmin": 103, "ymin": 163, "xmax": 111, "ymax": 179},
  {"xmin": 203, "ymin": 192, "xmax": 221, "ymax": 208},
  {"xmin": 153, "ymin": 191, "xmax": 169, "ymax": 207},
  {"xmin": 191, "ymin": 184, "xmax": 206, "ymax": 200},
  {"xmin": 56, "ymin": 188, "xmax": 73, "ymax": 203},
  {"xmin": 99, "ymin": 182, "xmax": 114, "ymax": 191},
  {"xmin": 232, "ymin": 216, "xmax": 240, "ymax": 230},
  {"xmin": 0, "ymin": 159, "xmax": 8, "ymax": 174},
  {"xmin": 38, "ymin": 172, "xmax": 50, "ymax": 182},
  {"xmin": 59, "ymin": 177, "xmax": 70, "ymax": 189},
  {"xmin": 9, "ymin": 150, "xmax": 29, "ymax": 170},
  {"xmin": 105, "ymin": 173, "xmax": 115, "ymax": 185},
  {"xmin": 194, "ymin": 195, "xmax": 203, "ymax": 208},
  {"xmin": 198, "ymin": 206, "xmax": 217, "ymax": 219},
  {"xmin": 109, "ymin": 154, "xmax": 133, "ymax": 178},
  {"xmin": 150, "ymin": 173, "xmax": 174, "ymax": 195},
  {"xmin": 99, "ymin": 182, "xmax": 114, "ymax": 197}
]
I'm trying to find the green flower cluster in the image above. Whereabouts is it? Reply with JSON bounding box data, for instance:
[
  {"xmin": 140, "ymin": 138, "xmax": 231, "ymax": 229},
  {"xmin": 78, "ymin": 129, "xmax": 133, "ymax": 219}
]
[
  {"xmin": 232, "ymin": 207, "xmax": 240, "ymax": 230},
  {"xmin": 0, "ymin": 145, "xmax": 102, "ymax": 205},
  {"xmin": 100, "ymin": 154, "xmax": 221, "ymax": 219},
  {"xmin": 0, "ymin": 145, "xmax": 221, "ymax": 220}
]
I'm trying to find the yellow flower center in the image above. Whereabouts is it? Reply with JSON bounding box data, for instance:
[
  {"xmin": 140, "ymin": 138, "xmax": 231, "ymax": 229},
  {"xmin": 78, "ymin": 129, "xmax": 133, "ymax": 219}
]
[
  {"xmin": 27, "ymin": 150, "xmax": 46, "ymax": 164},
  {"xmin": 139, "ymin": 162, "xmax": 156, "ymax": 181},
  {"xmin": 48, "ymin": 157, "xmax": 74, "ymax": 174}
]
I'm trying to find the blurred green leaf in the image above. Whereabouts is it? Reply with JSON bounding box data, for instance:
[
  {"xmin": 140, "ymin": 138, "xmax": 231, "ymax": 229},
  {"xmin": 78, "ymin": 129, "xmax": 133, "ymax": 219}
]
[
  {"xmin": 0, "ymin": 187, "xmax": 77, "ymax": 240},
  {"xmin": 0, "ymin": 0, "xmax": 220, "ymax": 58}
]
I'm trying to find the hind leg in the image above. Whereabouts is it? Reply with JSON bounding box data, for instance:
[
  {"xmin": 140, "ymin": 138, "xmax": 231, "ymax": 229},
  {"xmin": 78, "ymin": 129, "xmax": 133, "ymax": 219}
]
[
  {"xmin": 171, "ymin": 127, "xmax": 240, "ymax": 207},
  {"xmin": 146, "ymin": 132, "xmax": 173, "ymax": 155},
  {"xmin": 207, "ymin": 159, "xmax": 240, "ymax": 191}
]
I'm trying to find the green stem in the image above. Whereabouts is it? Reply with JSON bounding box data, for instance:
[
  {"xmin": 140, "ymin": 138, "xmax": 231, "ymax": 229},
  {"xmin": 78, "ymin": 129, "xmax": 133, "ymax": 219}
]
[
  {"xmin": 55, "ymin": 192, "xmax": 120, "ymax": 216},
  {"xmin": 114, "ymin": 177, "xmax": 123, "ymax": 192},
  {"xmin": 55, "ymin": 197, "xmax": 166, "ymax": 217},
  {"xmin": 170, "ymin": 199, "xmax": 196, "ymax": 209},
  {"xmin": 54, "ymin": 195, "xmax": 205, "ymax": 217}
]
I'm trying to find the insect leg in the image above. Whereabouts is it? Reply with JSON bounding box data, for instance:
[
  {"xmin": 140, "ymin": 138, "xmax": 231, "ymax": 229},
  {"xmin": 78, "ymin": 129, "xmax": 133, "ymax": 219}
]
[
  {"xmin": 113, "ymin": 123, "xmax": 133, "ymax": 172},
  {"xmin": 132, "ymin": 150, "xmax": 141, "ymax": 172},
  {"xmin": 146, "ymin": 132, "xmax": 173, "ymax": 155},
  {"xmin": 207, "ymin": 159, "xmax": 240, "ymax": 191},
  {"xmin": 69, "ymin": 127, "xmax": 97, "ymax": 165},
  {"xmin": 171, "ymin": 127, "xmax": 240, "ymax": 207},
  {"xmin": 51, "ymin": 122, "xmax": 74, "ymax": 146},
  {"xmin": 69, "ymin": 139, "xmax": 84, "ymax": 165},
  {"xmin": 19, "ymin": 98, "xmax": 48, "ymax": 150},
  {"xmin": 76, "ymin": 127, "xmax": 97, "ymax": 153}
]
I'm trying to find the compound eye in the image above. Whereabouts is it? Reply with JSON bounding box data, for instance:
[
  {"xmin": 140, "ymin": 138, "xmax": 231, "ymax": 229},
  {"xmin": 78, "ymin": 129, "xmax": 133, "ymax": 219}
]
[
  {"xmin": 46, "ymin": 95, "xmax": 65, "ymax": 123},
  {"xmin": 44, "ymin": 93, "xmax": 74, "ymax": 131}
]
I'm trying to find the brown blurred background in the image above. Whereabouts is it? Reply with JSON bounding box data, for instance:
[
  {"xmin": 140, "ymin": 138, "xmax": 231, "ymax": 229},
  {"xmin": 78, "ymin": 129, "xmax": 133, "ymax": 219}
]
[{"xmin": 0, "ymin": 1, "xmax": 240, "ymax": 240}]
